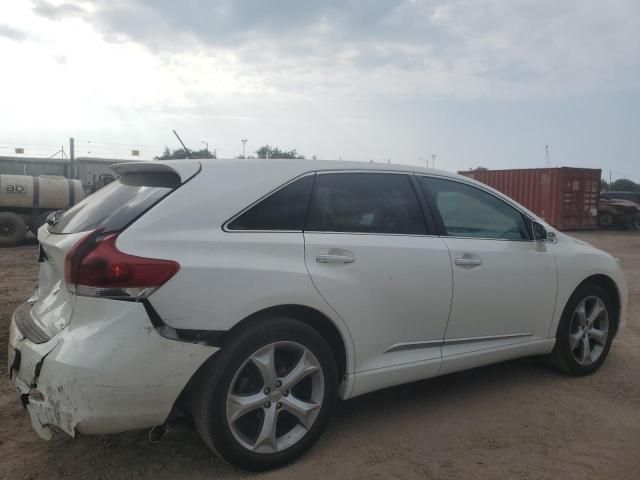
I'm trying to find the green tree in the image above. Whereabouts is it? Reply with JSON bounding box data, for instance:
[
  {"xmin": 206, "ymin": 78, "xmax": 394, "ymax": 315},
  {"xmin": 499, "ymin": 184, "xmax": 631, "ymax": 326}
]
[
  {"xmin": 609, "ymin": 178, "xmax": 640, "ymax": 192},
  {"xmin": 155, "ymin": 146, "xmax": 215, "ymax": 160},
  {"xmin": 600, "ymin": 179, "xmax": 609, "ymax": 191},
  {"xmin": 255, "ymin": 145, "xmax": 304, "ymax": 159}
]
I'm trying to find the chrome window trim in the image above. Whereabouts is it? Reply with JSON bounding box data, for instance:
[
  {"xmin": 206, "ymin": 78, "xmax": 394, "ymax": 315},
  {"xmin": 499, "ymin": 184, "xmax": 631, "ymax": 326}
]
[
  {"xmin": 303, "ymin": 231, "xmax": 536, "ymax": 243},
  {"xmin": 439, "ymin": 235, "xmax": 536, "ymax": 243},
  {"xmin": 224, "ymin": 169, "xmax": 421, "ymax": 234},
  {"xmin": 303, "ymin": 231, "xmax": 439, "ymax": 238},
  {"xmin": 223, "ymin": 168, "xmax": 551, "ymax": 241}
]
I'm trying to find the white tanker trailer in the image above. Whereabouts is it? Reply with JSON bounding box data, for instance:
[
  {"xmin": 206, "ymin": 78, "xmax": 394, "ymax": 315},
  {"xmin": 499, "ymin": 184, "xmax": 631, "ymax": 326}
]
[{"xmin": 0, "ymin": 174, "xmax": 85, "ymax": 246}]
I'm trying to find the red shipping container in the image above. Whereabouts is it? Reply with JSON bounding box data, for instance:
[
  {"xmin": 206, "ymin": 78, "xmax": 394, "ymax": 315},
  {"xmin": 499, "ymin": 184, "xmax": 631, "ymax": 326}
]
[{"xmin": 458, "ymin": 167, "xmax": 601, "ymax": 231}]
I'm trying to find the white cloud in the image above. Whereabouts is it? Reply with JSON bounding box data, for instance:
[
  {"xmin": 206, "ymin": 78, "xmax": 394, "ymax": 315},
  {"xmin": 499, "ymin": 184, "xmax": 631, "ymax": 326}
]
[
  {"xmin": 0, "ymin": 0, "xmax": 638, "ymax": 173},
  {"xmin": 3, "ymin": 0, "xmax": 637, "ymax": 117},
  {"xmin": 21, "ymin": 0, "xmax": 638, "ymax": 99}
]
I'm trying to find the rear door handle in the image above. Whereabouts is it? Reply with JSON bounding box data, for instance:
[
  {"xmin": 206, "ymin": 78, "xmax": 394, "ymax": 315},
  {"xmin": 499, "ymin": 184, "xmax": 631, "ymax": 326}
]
[
  {"xmin": 316, "ymin": 253, "xmax": 355, "ymax": 264},
  {"xmin": 454, "ymin": 254, "xmax": 482, "ymax": 267}
]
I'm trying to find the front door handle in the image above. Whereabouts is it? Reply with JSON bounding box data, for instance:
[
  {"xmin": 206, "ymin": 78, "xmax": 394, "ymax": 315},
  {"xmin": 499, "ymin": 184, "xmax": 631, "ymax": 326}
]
[
  {"xmin": 454, "ymin": 254, "xmax": 482, "ymax": 267},
  {"xmin": 316, "ymin": 252, "xmax": 355, "ymax": 264}
]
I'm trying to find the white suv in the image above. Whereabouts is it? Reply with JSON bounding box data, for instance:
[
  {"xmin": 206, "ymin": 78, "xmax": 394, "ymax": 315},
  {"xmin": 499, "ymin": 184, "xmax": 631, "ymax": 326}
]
[{"xmin": 8, "ymin": 159, "xmax": 627, "ymax": 470}]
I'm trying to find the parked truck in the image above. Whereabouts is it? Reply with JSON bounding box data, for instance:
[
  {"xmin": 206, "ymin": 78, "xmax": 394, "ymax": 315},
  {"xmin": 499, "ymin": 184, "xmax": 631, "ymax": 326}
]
[
  {"xmin": 0, "ymin": 155, "xmax": 131, "ymax": 194},
  {"xmin": 0, "ymin": 174, "xmax": 85, "ymax": 246}
]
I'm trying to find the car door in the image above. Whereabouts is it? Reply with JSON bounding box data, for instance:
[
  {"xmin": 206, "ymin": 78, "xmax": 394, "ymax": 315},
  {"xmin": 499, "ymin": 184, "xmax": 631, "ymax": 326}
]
[
  {"xmin": 303, "ymin": 172, "xmax": 453, "ymax": 379},
  {"xmin": 417, "ymin": 176, "xmax": 558, "ymax": 358}
]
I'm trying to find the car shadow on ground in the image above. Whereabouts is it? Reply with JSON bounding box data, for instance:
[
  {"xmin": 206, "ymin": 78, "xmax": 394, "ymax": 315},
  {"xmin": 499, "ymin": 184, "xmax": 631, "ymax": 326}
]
[{"xmin": 36, "ymin": 355, "xmax": 563, "ymax": 478}]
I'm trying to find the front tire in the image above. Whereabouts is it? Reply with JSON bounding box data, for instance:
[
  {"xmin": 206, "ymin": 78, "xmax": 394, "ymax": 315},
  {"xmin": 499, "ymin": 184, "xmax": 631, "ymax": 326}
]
[
  {"xmin": 549, "ymin": 283, "xmax": 615, "ymax": 376},
  {"xmin": 192, "ymin": 316, "xmax": 338, "ymax": 471}
]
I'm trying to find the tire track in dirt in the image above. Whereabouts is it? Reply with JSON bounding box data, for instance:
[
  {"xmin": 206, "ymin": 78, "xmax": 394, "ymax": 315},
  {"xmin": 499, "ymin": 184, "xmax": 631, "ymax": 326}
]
[{"xmin": 0, "ymin": 232, "xmax": 639, "ymax": 479}]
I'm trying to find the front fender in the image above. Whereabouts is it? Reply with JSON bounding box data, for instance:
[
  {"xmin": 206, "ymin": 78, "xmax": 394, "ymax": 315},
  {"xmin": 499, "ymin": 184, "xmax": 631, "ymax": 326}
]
[{"xmin": 549, "ymin": 236, "xmax": 628, "ymax": 338}]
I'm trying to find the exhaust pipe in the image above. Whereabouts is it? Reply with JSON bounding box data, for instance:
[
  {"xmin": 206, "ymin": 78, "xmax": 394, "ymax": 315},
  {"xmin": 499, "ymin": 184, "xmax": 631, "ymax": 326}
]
[
  {"xmin": 148, "ymin": 423, "xmax": 168, "ymax": 444},
  {"xmin": 148, "ymin": 417, "xmax": 192, "ymax": 444}
]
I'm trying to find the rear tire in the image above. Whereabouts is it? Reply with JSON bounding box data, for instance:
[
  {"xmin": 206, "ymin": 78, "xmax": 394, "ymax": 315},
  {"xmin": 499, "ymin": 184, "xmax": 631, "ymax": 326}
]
[
  {"xmin": 548, "ymin": 283, "xmax": 615, "ymax": 376},
  {"xmin": 0, "ymin": 212, "xmax": 27, "ymax": 246},
  {"xmin": 598, "ymin": 213, "xmax": 613, "ymax": 228},
  {"xmin": 191, "ymin": 316, "xmax": 338, "ymax": 471}
]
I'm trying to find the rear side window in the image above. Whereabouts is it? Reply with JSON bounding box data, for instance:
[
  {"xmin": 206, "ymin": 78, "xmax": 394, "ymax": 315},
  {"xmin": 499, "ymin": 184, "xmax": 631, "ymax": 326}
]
[
  {"xmin": 50, "ymin": 172, "xmax": 180, "ymax": 234},
  {"xmin": 306, "ymin": 173, "xmax": 426, "ymax": 235},
  {"xmin": 227, "ymin": 175, "xmax": 315, "ymax": 231}
]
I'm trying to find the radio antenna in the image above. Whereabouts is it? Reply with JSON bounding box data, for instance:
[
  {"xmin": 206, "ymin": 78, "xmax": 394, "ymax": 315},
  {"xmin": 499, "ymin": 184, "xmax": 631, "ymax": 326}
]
[{"xmin": 173, "ymin": 130, "xmax": 192, "ymax": 158}]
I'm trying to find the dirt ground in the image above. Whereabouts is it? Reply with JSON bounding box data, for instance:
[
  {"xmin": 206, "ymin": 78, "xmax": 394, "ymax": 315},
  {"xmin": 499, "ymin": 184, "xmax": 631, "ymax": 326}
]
[{"xmin": 1, "ymin": 231, "xmax": 639, "ymax": 480}]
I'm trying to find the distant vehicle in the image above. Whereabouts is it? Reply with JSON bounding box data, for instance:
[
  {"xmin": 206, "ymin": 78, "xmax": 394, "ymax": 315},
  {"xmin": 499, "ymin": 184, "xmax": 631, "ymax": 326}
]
[
  {"xmin": 0, "ymin": 155, "xmax": 133, "ymax": 195},
  {"xmin": 0, "ymin": 174, "xmax": 85, "ymax": 246},
  {"xmin": 9, "ymin": 159, "xmax": 628, "ymax": 470},
  {"xmin": 598, "ymin": 196, "xmax": 640, "ymax": 230},
  {"xmin": 600, "ymin": 191, "xmax": 640, "ymax": 205}
]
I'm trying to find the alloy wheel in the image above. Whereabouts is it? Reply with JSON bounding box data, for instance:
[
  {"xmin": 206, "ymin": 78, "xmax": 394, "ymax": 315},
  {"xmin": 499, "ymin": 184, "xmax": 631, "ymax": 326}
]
[
  {"xmin": 598, "ymin": 214, "xmax": 613, "ymax": 227},
  {"xmin": 568, "ymin": 296, "xmax": 609, "ymax": 366},
  {"xmin": 225, "ymin": 341, "xmax": 325, "ymax": 454}
]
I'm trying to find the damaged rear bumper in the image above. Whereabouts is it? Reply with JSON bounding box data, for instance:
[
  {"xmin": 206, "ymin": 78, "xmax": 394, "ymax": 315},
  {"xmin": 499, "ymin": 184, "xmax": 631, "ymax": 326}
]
[{"xmin": 8, "ymin": 296, "xmax": 218, "ymax": 440}]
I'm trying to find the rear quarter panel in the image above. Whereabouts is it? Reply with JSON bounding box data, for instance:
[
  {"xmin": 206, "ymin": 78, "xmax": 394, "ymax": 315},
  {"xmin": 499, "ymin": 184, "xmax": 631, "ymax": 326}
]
[{"xmin": 116, "ymin": 161, "xmax": 356, "ymax": 376}]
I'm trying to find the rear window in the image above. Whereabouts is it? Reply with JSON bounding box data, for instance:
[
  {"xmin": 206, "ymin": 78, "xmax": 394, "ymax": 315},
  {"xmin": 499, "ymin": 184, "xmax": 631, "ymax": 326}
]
[{"xmin": 50, "ymin": 172, "xmax": 180, "ymax": 234}]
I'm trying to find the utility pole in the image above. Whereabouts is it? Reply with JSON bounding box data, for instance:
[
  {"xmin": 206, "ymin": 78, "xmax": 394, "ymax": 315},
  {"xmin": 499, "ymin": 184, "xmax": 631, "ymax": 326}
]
[
  {"xmin": 69, "ymin": 137, "xmax": 75, "ymax": 179},
  {"xmin": 431, "ymin": 154, "xmax": 436, "ymax": 169},
  {"xmin": 242, "ymin": 139, "xmax": 247, "ymax": 159},
  {"xmin": 545, "ymin": 144, "xmax": 550, "ymax": 167}
]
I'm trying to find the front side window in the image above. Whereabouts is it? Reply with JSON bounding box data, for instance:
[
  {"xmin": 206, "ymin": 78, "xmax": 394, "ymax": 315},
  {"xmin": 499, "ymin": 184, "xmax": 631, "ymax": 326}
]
[
  {"xmin": 227, "ymin": 175, "xmax": 315, "ymax": 231},
  {"xmin": 306, "ymin": 173, "xmax": 426, "ymax": 235},
  {"xmin": 419, "ymin": 177, "xmax": 529, "ymax": 240}
]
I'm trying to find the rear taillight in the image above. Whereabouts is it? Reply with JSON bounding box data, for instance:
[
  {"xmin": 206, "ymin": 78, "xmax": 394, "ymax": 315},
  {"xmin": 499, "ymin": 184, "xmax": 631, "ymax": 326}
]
[{"xmin": 65, "ymin": 230, "xmax": 179, "ymax": 299}]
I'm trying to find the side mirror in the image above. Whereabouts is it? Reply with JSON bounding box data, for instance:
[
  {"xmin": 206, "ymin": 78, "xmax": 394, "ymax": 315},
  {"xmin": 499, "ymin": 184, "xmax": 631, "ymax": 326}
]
[{"xmin": 531, "ymin": 221, "xmax": 548, "ymax": 242}]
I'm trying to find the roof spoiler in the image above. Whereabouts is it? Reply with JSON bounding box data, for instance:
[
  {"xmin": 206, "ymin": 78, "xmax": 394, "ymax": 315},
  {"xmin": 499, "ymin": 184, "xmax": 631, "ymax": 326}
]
[{"xmin": 111, "ymin": 160, "xmax": 201, "ymax": 183}]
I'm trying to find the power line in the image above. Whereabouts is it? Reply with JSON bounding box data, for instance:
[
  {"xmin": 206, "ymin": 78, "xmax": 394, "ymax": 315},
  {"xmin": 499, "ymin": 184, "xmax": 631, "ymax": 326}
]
[
  {"xmin": 0, "ymin": 143, "xmax": 64, "ymax": 151},
  {"xmin": 75, "ymin": 139, "xmax": 166, "ymax": 148}
]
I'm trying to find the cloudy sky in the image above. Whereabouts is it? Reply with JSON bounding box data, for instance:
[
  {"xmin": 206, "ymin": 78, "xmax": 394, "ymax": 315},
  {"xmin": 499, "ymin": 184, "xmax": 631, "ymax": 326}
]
[{"xmin": 1, "ymin": 0, "xmax": 639, "ymax": 178}]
